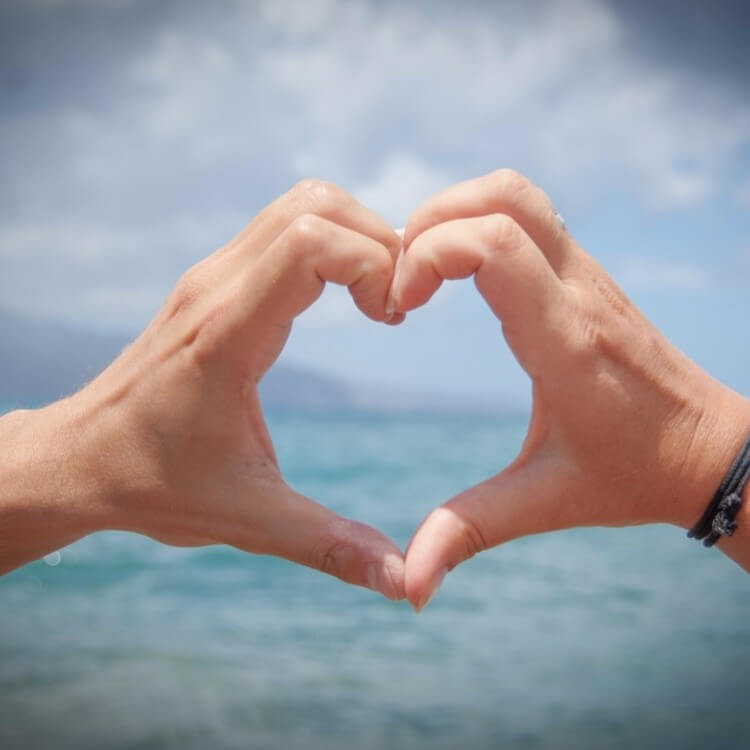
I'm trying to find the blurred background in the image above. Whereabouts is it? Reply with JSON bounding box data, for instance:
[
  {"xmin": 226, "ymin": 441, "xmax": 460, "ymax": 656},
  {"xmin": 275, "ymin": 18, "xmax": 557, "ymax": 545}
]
[
  {"xmin": 1, "ymin": 0, "xmax": 748, "ymax": 406},
  {"xmin": 1, "ymin": 1, "xmax": 749, "ymax": 749}
]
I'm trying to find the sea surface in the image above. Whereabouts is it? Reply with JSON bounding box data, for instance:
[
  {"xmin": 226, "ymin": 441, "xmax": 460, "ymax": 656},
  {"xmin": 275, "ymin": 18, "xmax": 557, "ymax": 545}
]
[{"xmin": 1, "ymin": 407, "xmax": 749, "ymax": 750}]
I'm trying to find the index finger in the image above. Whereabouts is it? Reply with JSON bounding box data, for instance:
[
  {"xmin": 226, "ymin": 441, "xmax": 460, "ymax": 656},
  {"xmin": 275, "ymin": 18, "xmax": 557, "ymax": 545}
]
[
  {"xmin": 392, "ymin": 214, "xmax": 566, "ymax": 375},
  {"xmin": 234, "ymin": 215, "xmax": 399, "ymax": 338},
  {"xmin": 229, "ymin": 179, "xmax": 403, "ymax": 264},
  {"xmin": 403, "ymin": 169, "xmax": 575, "ymax": 275}
]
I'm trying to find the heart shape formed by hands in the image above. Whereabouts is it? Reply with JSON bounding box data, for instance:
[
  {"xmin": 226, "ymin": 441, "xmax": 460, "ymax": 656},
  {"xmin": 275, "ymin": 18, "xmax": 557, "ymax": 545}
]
[{"xmin": 71, "ymin": 169, "xmax": 744, "ymax": 611}]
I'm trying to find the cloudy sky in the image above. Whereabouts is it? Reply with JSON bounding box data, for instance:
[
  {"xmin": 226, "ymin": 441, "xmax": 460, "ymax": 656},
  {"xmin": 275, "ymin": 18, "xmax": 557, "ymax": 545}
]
[{"xmin": 1, "ymin": 0, "xmax": 749, "ymax": 404}]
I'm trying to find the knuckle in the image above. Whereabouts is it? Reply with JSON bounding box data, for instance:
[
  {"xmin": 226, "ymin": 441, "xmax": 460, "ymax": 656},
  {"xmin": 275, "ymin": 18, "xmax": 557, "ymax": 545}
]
[
  {"xmin": 459, "ymin": 515, "xmax": 488, "ymax": 563},
  {"xmin": 167, "ymin": 264, "xmax": 206, "ymax": 316},
  {"xmin": 183, "ymin": 299, "xmax": 233, "ymax": 368},
  {"xmin": 491, "ymin": 167, "xmax": 529, "ymax": 197},
  {"xmin": 564, "ymin": 279, "xmax": 636, "ymax": 363},
  {"xmin": 350, "ymin": 256, "xmax": 392, "ymax": 313},
  {"xmin": 291, "ymin": 177, "xmax": 342, "ymax": 212},
  {"xmin": 308, "ymin": 528, "xmax": 356, "ymax": 579},
  {"xmin": 482, "ymin": 213, "xmax": 520, "ymax": 251},
  {"xmin": 292, "ymin": 177, "xmax": 324, "ymax": 198},
  {"xmin": 319, "ymin": 541, "xmax": 347, "ymax": 578},
  {"xmin": 364, "ymin": 246, "xmax": 394, "ymax": 281},
  {"xmin": 286, "ymin": 213, "xmax": 328, "ymax": 254}
]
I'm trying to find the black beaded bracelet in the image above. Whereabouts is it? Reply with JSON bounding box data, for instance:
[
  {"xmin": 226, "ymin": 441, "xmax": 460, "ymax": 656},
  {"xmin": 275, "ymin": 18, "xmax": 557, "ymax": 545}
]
[{"xmin": 688, "ymin": 434, "xmax": 750, "ymax": 547}]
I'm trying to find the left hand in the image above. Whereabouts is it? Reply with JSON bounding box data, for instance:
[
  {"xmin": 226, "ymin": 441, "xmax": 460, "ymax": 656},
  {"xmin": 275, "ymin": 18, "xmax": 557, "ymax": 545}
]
[{"xmin": 391, "ymin": 169, "xmax": 750, "ymax": 611}]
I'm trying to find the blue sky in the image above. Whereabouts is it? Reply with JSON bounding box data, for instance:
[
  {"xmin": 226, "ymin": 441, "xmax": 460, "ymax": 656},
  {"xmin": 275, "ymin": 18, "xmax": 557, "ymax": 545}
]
[{"xmin": 1, "ymin": 0, "xmax": 748, "ymax": 406}]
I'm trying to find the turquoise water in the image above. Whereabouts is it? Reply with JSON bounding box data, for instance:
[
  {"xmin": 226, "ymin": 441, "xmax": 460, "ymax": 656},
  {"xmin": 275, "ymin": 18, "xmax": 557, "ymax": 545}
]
[{"xmin": 1, "ymin": 408, "xmax": 749, "ymax": 749}]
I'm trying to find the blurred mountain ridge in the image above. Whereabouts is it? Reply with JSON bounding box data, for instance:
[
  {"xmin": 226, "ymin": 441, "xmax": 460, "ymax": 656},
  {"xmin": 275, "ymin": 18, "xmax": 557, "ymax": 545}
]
[{"xmin": 0, "ymin": 306, "xmax": 521, "ymax": 415}]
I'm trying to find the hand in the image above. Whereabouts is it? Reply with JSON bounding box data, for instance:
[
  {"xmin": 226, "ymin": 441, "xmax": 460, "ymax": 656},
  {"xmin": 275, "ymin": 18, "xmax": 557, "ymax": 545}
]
[
  {"xmin": 1, "ymin": 180, "xmax": 406, "ymax": 599},
  {"xmin": 392, "ymin": 169, "xmax": 750, "ymax": 610}
]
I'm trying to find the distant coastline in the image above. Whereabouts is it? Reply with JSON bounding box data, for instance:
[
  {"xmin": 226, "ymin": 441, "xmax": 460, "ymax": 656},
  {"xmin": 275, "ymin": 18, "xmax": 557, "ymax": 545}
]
[{"xmin": 0, "ymin": 306, "xmax": 526, "ymax": 418}]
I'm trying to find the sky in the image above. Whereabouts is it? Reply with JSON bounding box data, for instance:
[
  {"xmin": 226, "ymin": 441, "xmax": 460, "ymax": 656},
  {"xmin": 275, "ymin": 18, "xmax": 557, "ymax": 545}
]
[{"xmin": 1, "ymin": 0, "xmax": 749, "ymax": 406}]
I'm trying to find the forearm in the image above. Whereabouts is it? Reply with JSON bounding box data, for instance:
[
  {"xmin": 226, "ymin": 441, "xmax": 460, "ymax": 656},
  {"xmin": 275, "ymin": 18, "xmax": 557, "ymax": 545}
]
[{"xmin": 0, "ymin": 401, "xmax": 110, "ymax": 574}]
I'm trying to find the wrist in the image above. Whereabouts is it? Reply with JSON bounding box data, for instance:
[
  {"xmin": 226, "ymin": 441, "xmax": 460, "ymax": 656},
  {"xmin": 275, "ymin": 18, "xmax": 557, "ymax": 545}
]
[
  {"xmin": 0, "ymin": 398, "xmax": 115, "ymax": 573},
  {"xmin": 667, "ymin": 382, "xmax": 750, "ymax": 531}
]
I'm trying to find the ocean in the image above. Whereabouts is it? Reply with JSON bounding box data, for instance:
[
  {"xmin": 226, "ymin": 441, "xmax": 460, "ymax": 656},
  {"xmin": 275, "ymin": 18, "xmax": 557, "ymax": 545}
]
[{"xmin": 1, "ymin": 407, "xmax": 749, "ymax": 749}]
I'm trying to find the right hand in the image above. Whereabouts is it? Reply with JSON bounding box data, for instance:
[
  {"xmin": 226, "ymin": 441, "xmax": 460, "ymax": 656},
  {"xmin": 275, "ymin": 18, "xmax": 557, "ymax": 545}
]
[
  {"xmin": 391, "ymin": 169, "xmax": 750, "ymax": 611},
  {"xmin": 9, "ymin": 180, "xmax": 407, "ymax": 599}
]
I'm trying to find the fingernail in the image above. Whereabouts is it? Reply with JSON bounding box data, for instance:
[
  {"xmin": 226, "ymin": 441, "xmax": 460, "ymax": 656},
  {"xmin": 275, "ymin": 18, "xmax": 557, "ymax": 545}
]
[
  {"xmin": 385, "ymin": 228, "xmax": 406, "ymax": 318},
  {"xmin": 385, "ymin": 247, "xmax": 404, "ymax": 317},
  {"xmin": 414, "ymin": 568, "xmax": 448, "ymax": 613}
]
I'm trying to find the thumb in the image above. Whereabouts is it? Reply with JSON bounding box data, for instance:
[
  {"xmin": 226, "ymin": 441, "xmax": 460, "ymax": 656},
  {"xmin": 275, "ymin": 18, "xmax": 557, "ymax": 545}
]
[
  {"xmin": 404, "ymin": 458, "xmax": 568, "ymax": 611},
  {"xmin": 234, "ymin": 481, "xmax": 406, "ymax": 601}
]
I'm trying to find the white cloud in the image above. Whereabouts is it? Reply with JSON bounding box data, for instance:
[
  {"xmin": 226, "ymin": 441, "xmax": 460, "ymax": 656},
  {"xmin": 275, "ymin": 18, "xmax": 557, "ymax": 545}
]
[
  {"xmin": 256, "ymin": 0, "xmax": 750, "ymax": 210},
  {"xmin": 352, "ymin": 153, "xmax": 453, "ymax": 226},
  {"xmin": 9, "ymin": 0, "xmax": 749, "ymax": 219},
  {"xmin": 0, "ymin": 210, "xmax": 249, "ymax": 329},
  {"xmin": 645, "ymin": 170, "xmax": 713, "ymax": 212},
  {"xmin": 2, "ymin": 0, "xmax": 750, "ymax": 335}
]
